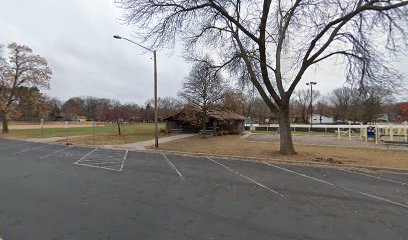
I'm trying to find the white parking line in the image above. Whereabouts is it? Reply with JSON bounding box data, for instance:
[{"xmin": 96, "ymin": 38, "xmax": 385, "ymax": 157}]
[
  {"xmin": 120, "ymin": 150, "xmax": 128, "ymax": 171},
  {"xmin": 207, "ymin": 157, "xmax": 284, "ymax": 197},
  {"xmin": 13, "ymin": 145, "xmax": 46, "ymax": 155},
  {"xmin": 341, "ymin": 169, "xmax": 408, "ymax": 186},
  {"xmin": 349, "ymin": 189, "xmax": 408, "ymax": 209},
  {"xmin": 161, "ymin": 153, "xmax": 184, "ymax": 179},
  {"xmin": 73, "ymin": 148, "xmax": 98, "ymax": 164},
  {"xmin": 73, "ymin": 149, "xmax": 128, "ymax": 172},
  {"xmin": 88, "ymin": 161, "xmax": 121, "ymax": 165},
  {"xmin": 39, "ymin": 146, "xmax": 75, "ymax": 159},
  {"xmin": 263, "ymin": 162, "xmax": 408, "ymax": 209},
  {"xmin": 74, "ymin": 162, "xmax": 122, "ymax": 172},
  {"xmin": 263, "ymin": 162, "xmax": 335, "ymax": 186}
]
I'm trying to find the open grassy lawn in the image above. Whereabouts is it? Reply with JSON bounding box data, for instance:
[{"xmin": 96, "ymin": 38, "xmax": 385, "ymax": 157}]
[
  {"xmin": 1, "ymin": 123, "xmax": 165, "ymax": 145},
  {"xmin": 154, "ymin": 135, "xmax": 408, "ymax": 170}
]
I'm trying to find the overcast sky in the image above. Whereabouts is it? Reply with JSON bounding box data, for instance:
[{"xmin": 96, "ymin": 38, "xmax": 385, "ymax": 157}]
[{"xmin": 1, "ymin": 0, "xmax": 407, "ymax": 104}]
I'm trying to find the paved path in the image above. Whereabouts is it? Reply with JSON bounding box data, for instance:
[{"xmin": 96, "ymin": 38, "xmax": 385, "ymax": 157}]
[{"xmin": 107, "ymin": 134, "xmax": 197, "ymax": 150}]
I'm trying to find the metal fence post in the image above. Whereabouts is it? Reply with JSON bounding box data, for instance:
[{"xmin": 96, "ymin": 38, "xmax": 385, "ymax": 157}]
[
  {"xmin": 40, "ymin": 119, "xmax": 44, "ymax": 138},
  {"xmin": 92, "ymin": 120, "xmax": 95, "ymax": 145},
  {"xmin": 64, "ymin": 121, "xmax": 68, "ymax": 143}
]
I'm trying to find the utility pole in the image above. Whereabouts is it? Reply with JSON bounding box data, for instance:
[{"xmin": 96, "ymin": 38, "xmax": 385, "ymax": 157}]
[
  {"xmin": 113, "ymin": 35, "xmax": 159, "ymax": 148},
  {"xmin": 306, "ymin": 82, "xmax": 317, "ymax": 130},
  {"xmin": 153, "ymin": 50, "xmax": 158, "ymax": 148}
]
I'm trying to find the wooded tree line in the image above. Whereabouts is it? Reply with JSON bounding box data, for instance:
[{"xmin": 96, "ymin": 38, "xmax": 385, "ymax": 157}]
[
  {"xmin": 247, "ymin": 86, "xmax": 407, "ymax": 124},
  {"xmin": 3, "ymin": 83, "xmax": 407, "ymax": 126}
]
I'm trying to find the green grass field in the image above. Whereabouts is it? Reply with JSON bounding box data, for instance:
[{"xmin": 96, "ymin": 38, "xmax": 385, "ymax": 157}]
[{"xmin": 0, "ymin": 123, "xmax": 165, "ymax": 145}]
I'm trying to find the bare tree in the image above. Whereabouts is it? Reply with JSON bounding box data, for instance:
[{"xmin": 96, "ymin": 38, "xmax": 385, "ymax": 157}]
[
  {"xmin": 222, "ymin": 88, "xmax": 245, "ymax": 115},
  {"xmin": 62, "ymin": 97, "xmax": 86, "ymax": 121},
  {"xmin": 103, "ymin": 103, "xmax": 136, "ymax": 135},
  {"xmin": 0, "ymin": 43, "xmax": 52, "ymax": 132},
  {"xmin": 116, "ymin": 0, "xmax": 408, "ymax": 154},
  {"xmin": 178, "ymin": 61, "xmax": 225, "ymax": 136},
  {"xmin": 329, "ymin": 87, "xmax": 355, "ymax": 122},
  {"xmin": 147, "ymin": 97, "xmax": 182, "ymax": 118}
]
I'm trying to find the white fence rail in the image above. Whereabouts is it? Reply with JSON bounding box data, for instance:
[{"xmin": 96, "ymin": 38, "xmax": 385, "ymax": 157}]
[{"xmin": 245, "ymin": 123, "xmax": 408, "ymax": 143}]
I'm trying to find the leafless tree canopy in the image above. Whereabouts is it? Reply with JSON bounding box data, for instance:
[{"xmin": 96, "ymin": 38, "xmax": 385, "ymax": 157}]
[
  {"xmin": 116, "ymin": 0, "xmax": 408, "ymax": 154},
  {"xmin": 179, "ymin": 61, "xmax": 225, "ymax": 109},
  {"xmin": 178, "ymin": 61, "xmax": 226, "ymax": 134}
]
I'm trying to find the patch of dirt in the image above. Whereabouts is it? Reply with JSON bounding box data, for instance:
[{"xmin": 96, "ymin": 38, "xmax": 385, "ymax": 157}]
[{"xmin": 312, "ymin": 157, "xmax": 343, "ymax": 164}]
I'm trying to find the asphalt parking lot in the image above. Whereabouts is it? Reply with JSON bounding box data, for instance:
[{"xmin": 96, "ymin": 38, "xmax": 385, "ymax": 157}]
[{"xmin": 0, "ymin": 139, "xmax": 407, "ymax": 239}]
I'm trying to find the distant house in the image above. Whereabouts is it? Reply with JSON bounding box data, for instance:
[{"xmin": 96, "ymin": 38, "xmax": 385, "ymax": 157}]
[
  {"xmin": 163, "ymin": 108, "xmax": 245, "ymax": 134},
  {"xmin": 310, "ymin": 114, "xmax": 334, "ymax": 124},
  {"xmin": 76, "ymin": 116, "xmax": 87, "ymax": 122},
  {"xmin": 376, "ymin": 114, "xmax": 389, "ymax": 122}
]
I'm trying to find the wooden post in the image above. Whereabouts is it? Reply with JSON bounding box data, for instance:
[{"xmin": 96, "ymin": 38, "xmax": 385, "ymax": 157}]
[
  {"xmin": 365, "ymin": 127, "xmax": 368, "ymax": 142},
  {"xmin": 405, "ymin": 121, "xmax": 407, "ymax": 142},
  {"xmin": 338, "ymin": 127, "xmax": 340, "ymax": 140},
  {"xmin": 390, "ymin": 124, "xmax": 394, "ymax": 141},
  {"xmin": 348, "ymin": 121, "xmax": 352, "ymax": 141},
  {"xmin": 375, "ymin": 124, "xmax": 378, "ymax": 144},
  {"xmin": 360, "ymin": 123, "xmax": 363, "ymax": 141}
]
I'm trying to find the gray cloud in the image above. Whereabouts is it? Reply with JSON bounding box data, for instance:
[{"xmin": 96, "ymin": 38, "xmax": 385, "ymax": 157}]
[{"xmin": 0, "ymin": 0, "xmax": 406, "ymax": 104}]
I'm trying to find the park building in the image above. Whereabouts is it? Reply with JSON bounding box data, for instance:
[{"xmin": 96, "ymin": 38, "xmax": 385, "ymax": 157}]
[{"xmin": 163, "ymin": 107, "xmax": 245, "ymax": 135}]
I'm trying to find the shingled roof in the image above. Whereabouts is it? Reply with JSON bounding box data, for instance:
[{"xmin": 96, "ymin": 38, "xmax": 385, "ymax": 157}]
[
  {"xmin": 162, "ymin": 108, "xmax": 244, "ymax": 121},
  {"xmin": 207, "ymin": 110, "xmax": 245, "ymax": 121}
]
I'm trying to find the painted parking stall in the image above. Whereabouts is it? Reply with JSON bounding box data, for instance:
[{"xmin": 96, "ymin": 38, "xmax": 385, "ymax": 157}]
[{"xmin": 74, "ymin": 148, "xmax": 128, "ymax": 171}]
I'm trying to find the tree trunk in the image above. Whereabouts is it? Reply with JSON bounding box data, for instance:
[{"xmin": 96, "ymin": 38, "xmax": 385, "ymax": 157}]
[
  {"xmin": 117, "ymin": 123, "xmax": 121, "ymax": 136},
  {"xmin": 201, "ymin": 111, "xmax": 207, "ymax": 139},
  {"xmin": 1, "ymin": 112, "xmax": 9, "ymax": 133},
  {"xmin": 201, "ymin": 120, "xmax": 207, "ymax": 139},
  {"xmin": 278, "ymin": 102, "xmax": 296, "ymax": 155}
]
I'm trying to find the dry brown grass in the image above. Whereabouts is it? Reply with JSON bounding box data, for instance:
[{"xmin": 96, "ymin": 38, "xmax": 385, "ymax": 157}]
[{"xmin": 155, "ymin": 135, "xmax": 408, "ymax": 169}]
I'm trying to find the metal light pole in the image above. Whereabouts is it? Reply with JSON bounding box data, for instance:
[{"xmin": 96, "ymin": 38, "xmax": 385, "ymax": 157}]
[
  {"xmin": 113, "ymin": 35, "xmax": 159, "ymax": 148},
  {"xmin": 306, "ymin": 81, "xmax": 317, "ymax": 130}
]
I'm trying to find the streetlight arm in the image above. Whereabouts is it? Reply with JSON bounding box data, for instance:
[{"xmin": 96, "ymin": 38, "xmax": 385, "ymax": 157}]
[
  {"xmin": 113, "ymin": 34, "xmax": 159, "ymax": 148},
  {"xmin": 113, "ymin": 35, "xmax": 154, "ymax": 52}
]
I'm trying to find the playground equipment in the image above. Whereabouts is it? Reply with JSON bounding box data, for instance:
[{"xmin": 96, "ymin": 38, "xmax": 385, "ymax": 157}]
[
  {"xmin": 247, "ymin": 122, "xmax": 408, "ymax": 145},
  {"xmin": 360, "ymin": 122, "xmax": 408, "ymax": 144}
]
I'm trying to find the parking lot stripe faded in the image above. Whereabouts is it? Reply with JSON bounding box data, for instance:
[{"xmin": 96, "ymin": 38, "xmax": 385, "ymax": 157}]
[
  {"xmin": 161, "ymin": 153, "xmax": 184, "ymax": 179},
  {"xmin": 13, "ymin": 145, "xmax": 46, "ymax": 155},
  {"xmin": 207, "ymin": 157, "xmax": 284, "ymax": 197},
  {"xmin": 341, "ymin": 169, "xmax": 408, "ymax": 186},
  {"xmin": 263, "ymin": 162, "xmax": 408, "ymax": 210},
  {"xmin": 263, "ymin": 162, "xmax": 335, "ymax": 186},
  {"xmin": 120, "ymin": 150, "xmax": 128, "ymax": 171},
  {"xmin": 39, "ymin": 146, "xmax": 75, "ymax": 159},
  {"xmin": 73, "ymin": 162, "xmax": 122, "ymax": 172},
  {"xmin": 348, "ymin": 189, "xmax": 408, "ymax": 209},
  {"xmin": 73, "ymin": 148, "xmax": 98, "ymax": 164}
]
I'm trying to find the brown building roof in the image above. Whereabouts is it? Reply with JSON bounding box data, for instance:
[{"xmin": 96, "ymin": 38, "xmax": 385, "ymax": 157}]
[{"xmin": 163, "ymin": 108, "xmax": 244, "ymax": 121}]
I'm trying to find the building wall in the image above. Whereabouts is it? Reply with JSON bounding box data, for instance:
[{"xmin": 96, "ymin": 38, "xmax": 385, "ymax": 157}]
[{"xmin": 165, "ymin": 118, "xmax": 245, "ymax": 134}]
